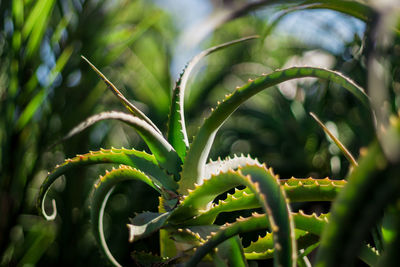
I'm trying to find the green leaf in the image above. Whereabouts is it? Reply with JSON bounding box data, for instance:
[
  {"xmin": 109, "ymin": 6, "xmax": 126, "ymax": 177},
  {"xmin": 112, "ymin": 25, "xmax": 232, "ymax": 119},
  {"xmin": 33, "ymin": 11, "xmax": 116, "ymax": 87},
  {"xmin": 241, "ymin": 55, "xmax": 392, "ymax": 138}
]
[
  {"xmin": 316, "ymin": 142, "xmax": 399, "ymax": 267},
  {"xmin": 377, "ymin": 205, "xmax": 400, "ymax": 266},
  {"xmin": 180, "ymin": 66, "xmax": 369, "ymax": 194},
  {"xmin": 282, "ymin": 177, "xmax": 346, "ymax": 202},
  {"xmin": 244, "ymin": 232, "xmax": 275, "ymax": 255},
  {"xmin": 50, "ymin": 14, "xmax": 72, "ymax": 45},
  {"xmin": 204, "ymin": 154, "xmax": 261, "ymax": 179},
  {"xmin": 169, "ymin": 160, "xmax": 263, "ymax": 223},
  {"xmin": 244, "ymin": 230, "xmax": 319, "ymax": 261},
  {"xmin": 60, "ymin": 111, "xmax": 182, "ymax": 178},
  {"xmin": 23, "ymin": 0, "xmax": 57, "ymax": 58},
  {"xmin": 12, "ymin": 0, "xmax": 24, "ymax": 28},
  {"xmin": 22, "ymin": 0, "xmax": 48, "ymax": 39},
  {"xmin": 185, "ymin": 210, "xmax": 375, "ymax": 265},
  {"xmin": 16, "ymin": 45, "xmax": 73, "ymax": 130},
  {"xmin": 127, "ymin": 212, "xmax": 170, "ymax": 242},
  {"xmin": 186, "ymin": 177, "xmax": 345, "ymax": 225},
  {"xmin": 167, "ymin": 36, "xmax": 258, "ymax": 160},
  {"xmin": 185, "ymin": 213, "xmax": 292, "ymax": 267},
  {"xmin": 37, "ymin": 148, "xmax": 176, "ymax": 220},
  {"xmin": 17, "ymin": 222, "xmax": 56, "ymax": 266},
  {"xmin": 182, "ymin": 165, "xmax": 296, "ymax": 267},
  {"xmin": 90, "ymin": 166, "xmax": 157, "ymax": 267},
  {"xmin": 214, "ymin": 235, "xmax": 247, "ymax": 267}
]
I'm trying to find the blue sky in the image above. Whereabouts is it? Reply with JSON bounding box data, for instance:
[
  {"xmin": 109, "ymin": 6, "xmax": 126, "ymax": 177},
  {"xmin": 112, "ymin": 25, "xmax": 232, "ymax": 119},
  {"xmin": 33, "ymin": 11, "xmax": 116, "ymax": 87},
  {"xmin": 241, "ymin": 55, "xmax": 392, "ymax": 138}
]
[{"xmin": 153, "ymin": 1, "xmax": 365, "ymax": 77}]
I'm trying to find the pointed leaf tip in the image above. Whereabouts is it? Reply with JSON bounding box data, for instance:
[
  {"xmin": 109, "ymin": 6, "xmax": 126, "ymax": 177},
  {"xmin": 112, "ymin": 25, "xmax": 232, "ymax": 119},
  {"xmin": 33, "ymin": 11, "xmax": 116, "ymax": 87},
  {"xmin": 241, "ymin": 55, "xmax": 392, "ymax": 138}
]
[
  {"xmin": 81, "ymin": 56, "xmax": 162, "ymax": 135},
  {"xmin": 310, "ymin": 112, "xmax": 358, "ymax": 168}
]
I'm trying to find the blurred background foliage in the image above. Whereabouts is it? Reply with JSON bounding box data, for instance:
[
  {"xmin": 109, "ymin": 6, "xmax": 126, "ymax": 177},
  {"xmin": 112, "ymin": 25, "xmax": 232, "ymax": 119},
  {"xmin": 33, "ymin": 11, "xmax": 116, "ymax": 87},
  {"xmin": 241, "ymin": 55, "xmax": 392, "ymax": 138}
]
[{"xmin": 0, "ymin": 0, "xmax": 397, "ymax": 266}]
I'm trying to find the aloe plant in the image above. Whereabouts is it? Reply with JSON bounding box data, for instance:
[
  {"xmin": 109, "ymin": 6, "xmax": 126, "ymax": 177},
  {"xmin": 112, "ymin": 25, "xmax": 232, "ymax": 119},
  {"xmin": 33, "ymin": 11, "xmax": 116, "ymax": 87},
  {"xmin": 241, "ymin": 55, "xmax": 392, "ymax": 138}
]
[
  {"xmin": 36, "ymin": 30, "xmax": 389, "ymax": 266},
  {"xmin": 33, "ymin": 0, "xmax": 400, "ymax": 265}
]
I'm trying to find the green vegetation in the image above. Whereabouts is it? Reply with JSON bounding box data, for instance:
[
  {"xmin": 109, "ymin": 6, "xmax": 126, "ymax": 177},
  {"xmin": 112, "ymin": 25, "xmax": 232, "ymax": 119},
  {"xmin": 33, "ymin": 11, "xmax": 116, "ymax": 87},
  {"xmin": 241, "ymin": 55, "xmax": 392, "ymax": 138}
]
[{"xmin": 1, "ymin": 0, "xmax": 400, "ymax": 266}]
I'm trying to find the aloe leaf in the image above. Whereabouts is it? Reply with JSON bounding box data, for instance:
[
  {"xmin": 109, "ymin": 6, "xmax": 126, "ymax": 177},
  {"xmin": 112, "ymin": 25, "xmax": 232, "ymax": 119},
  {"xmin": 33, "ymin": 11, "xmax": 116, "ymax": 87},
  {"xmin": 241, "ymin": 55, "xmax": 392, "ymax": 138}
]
[
  {"xmin": 244, "ymin": 230, "xmax": 319, "ymax": 261},
  {"xmin": 182, "ymin": 164, "xmax": 295, "ymax": 267},
  {"xmin": 169, "ymin": 227, "xmax": 205, "ymax": 250},
  {"xmin": 180, "ymin": 66, "xmax": 369, "ymax": 194},
  {"xmin": 81, "ymin": 56, "xmax": 162, "ymax": 135},
  {"xmin": 315, "ymin": 142, "xmax": 400, "ymax": 267},
  {"xmin": 297, "ymin": 242, "xmax": 319, "ymax": 267},
  {"xmin": 186, "ymin": 177, "xmax": 345, "ymax": 225},
  {"xmin": 295, "ymin": 212, "xmax": 379, "ymax": 266},
  {"xmin": 167, "ymin": 36, "xmax": 258, "ymax": 160},
  {"xmin": 37, "ymin": 147, "xmax": 178, "ymax": 220},
  {"xmin": 170, "ymin": 225, "xmax": 245, "ymax": 265},
  {"xmin": 359, "ymin": 245, "xmax": 380, "ymax": 267},
  {"xmin": 90, "ymin": 166, "xmax": 157, "ymax": 267},
  {"xmin": 127, "ymin": 212, "xmax": 170, "ymax": 243},
  {"xmin": 214, "ymin": 235, "xmax": 247, "ymax": 267},
  {"xmin": 377, "ymin": 205, "xmax": 400, "ymax": 267},
  {"xmin": 184, "ymin": 225, "xmax": 247, "ymax": 266},
  {"xmin": 185, "ymin": 212, "xmax": 294, "ymax": 267},
  {"xmin": 244, "ymin": 229, "xmax": 308, "ymax": 253},
  {"xmin": 293, "ymin": 209, "xmax": 379, "ymax": 266},
  {"xmin": 183, "ymin": 187, "xmax": 259, "ymax": 226},
  {"xmin": 184, "ymin": 214, "xmax": 270, "ymax": 267},
  {"xmin": 204, "ymin": 154, "xmax": 261, "ymax": 179},
  {"xmin": 244, "ymin": 232, "xmax": 275, "ymax": 255},
  {"xmin": 244, "ymin": 249, "xmax": 275, "ymax": 261},
  {"xmin": 187, "ymin": 211, "xmax": 376, "ymax": 265},
  {"xmin": 169, "ymin": 173, "xmax": 243, "ymax": 223},
  {"xmin": 60, "ymin": 111, "xmax": 181, "ymax": 177},
  {"xmin": 299, "ymin": 241, "xmax": 319, "ymax": 259},
  {"xmin": 310, "ymin": 112, "xmax": 358, "ymax": 168},
  {"xmin": 282, "ymin": 177, "xmax": 346, "ymax": 201},
  {"xmin": 293, "ymin": 211, "xmax": 329, "ymax": 235},
  {"xmin": 169, "ymin": 160, "xmax": 262, "ymax": 223}
]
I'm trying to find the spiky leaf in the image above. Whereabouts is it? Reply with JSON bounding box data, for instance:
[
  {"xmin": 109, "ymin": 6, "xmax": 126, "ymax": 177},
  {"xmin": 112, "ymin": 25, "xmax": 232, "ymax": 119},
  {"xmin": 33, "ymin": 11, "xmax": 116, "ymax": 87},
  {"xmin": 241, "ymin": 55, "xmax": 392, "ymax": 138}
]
[
  {"xmin": 90, "ymin": 166, "xmax": 157, "ymax": 267},
  {"xmin": 316, "ymin": 142, "xmax": 399, "ymax": 267},
  {"xmin": 186, "ymin": 177, "xmax": 345, "ymax": 225},
  {"xmin": 167, "ymin": 36, "xmax": 258, "ymax": 160},
  {"xmin": 127, "ymin": 212, "xmax": 170, "ymax": 242},
  {"xmin": 181, "ymin": 164, "xmax": 296, "ymax": 267},
  {"xmin": 37, "ymin": 148, "xmax": 177, "ymax": 220},
  {"xmin": 61, "ymin": 111, "xmax": 182, "ymax": 178},
  {"xmin": 180, "ymin": 67, "xmax": 369, "ymax": 194}
]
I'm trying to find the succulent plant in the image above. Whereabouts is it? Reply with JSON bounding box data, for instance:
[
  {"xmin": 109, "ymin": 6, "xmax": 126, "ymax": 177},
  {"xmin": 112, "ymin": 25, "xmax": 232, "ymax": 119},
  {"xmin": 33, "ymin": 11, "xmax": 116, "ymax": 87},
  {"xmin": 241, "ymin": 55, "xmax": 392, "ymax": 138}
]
[
  {"xmin": 36, "ymin": 33, "xmax": 385, "ymax": 266},
  {"xmin": 37, "ymin": 2, "xmax": 400, "ymax": 261}
]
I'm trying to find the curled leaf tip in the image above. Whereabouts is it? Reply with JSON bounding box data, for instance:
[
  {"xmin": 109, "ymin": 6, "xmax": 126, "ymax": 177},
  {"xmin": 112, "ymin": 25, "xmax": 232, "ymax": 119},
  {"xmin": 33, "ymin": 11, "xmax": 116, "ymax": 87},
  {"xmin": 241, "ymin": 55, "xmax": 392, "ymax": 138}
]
[{"xmin": 43, "ymin": 199, "xmax": 57, "ymax": 221}]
